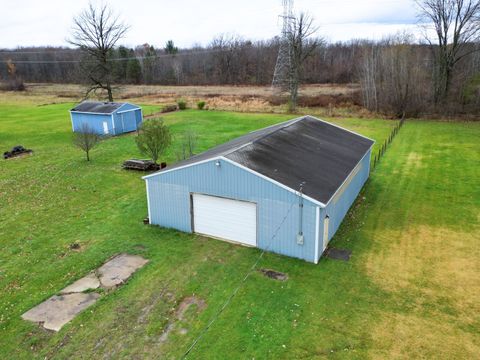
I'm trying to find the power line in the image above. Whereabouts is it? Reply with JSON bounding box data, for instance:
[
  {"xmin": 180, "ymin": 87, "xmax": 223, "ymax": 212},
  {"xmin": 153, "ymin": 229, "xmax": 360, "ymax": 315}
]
[
  {"xmin": 0, "ymin": 49, "xmax": 79, "ymax": 55},
  {"xmin": 0, "ymin": 48, "xmax": 237, "ymax": 64},
  {"xmin": 182, "ymin": 199, "xmax": 297, "ymax": 358}
]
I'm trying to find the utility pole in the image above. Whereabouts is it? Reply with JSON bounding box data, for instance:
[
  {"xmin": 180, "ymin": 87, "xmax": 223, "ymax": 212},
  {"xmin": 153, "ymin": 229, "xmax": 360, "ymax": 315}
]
[{"xmin": 272, "ymin": 0, "xmax": 294, "ymax": 91}]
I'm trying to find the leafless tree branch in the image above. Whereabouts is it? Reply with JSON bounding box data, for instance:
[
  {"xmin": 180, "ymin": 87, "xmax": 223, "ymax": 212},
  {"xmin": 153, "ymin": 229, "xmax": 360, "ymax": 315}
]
[{"xmin": 67, "ymin": 2, "xmax": 129, "ymax": 101}]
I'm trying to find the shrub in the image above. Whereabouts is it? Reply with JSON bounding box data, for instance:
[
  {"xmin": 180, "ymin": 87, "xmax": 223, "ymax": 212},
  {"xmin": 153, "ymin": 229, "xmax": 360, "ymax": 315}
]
[
  {"xmin": 0, "ymin": 78, "xmax": 26, "ymax": 91},
  {"xmin": 177, "ymin": 100, "xmax": 187, "ymax": 110},
  {"xmin": 135, "ymin": 118, "xmax": 172, "ymax": 164},
  {"xmin": 266, "ymin": 95, "xmax": 287, "ymax": 106},
  {"xmin": 197, "ymin": 101, "xmax": 206, "ymax": 110},
  {"xmin": 161, "ymin": 104, "xmax": 177, "ymax": 113}
]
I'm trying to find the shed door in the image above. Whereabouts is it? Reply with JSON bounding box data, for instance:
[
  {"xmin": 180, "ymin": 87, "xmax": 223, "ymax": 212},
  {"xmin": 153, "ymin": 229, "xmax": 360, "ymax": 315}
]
[
  {"xmin": 102, "ymin": 121, "xmax": 109, "ymax": 134},
  {"xmin": 323, "ymin": 216, "xmax": 330, "ymax": 251},
  {"xmin": 192, "ymin": 193, "xmax": 257, "ymax": 247},
  {"xmin": 122, "ymin": 111, "xmax": 137, "ymax": 132}
]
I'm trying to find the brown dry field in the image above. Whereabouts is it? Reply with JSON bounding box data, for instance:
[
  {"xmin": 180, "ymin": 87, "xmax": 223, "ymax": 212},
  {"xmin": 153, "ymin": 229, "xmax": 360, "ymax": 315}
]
[{"xmin": 2, "ymin": 83, "xmax": 368, "ymax": 117}]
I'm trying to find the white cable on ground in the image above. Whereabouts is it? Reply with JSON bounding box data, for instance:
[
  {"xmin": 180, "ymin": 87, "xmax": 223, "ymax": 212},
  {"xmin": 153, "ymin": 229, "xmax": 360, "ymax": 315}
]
[{"xmin": 182, "ymin": 200, "xmax": 296, "ymax": 359}]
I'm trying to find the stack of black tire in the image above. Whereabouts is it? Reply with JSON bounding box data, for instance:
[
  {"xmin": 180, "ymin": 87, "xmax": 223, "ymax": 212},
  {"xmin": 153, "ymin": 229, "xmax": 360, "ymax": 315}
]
[{"xmin": 3, "ymin": 145, "xmax": 33, "ymax": 159}]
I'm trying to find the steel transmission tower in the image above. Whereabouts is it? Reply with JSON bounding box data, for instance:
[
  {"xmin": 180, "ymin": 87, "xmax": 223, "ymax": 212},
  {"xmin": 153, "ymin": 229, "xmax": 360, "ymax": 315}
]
[{"xmin": 272, "ymin": 0, "xmax": 294, "ymax": 90}]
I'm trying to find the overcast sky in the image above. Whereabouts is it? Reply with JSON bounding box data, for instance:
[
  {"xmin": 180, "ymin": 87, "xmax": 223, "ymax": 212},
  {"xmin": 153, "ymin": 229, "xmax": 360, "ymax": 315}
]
[{"xmin": 1, "ymin": 0, "xmax": 422, "ymax": 49}]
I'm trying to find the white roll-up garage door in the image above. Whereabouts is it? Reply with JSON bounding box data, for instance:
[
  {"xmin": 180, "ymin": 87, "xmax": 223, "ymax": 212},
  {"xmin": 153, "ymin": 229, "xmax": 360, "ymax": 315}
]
[{"xmin": 192, "ymin": 193, "xmax": 257, "ymax": 246}]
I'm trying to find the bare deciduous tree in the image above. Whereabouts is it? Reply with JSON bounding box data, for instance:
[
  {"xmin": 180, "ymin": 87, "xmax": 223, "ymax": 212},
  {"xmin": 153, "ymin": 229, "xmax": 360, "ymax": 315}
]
[
  {"xmin": 416, "ymin": 0, "xmax": 480, "ymax": 102},
  {"xmin": 360, "ymin": 34, "xmax": 427, "ymax": 117},
  {"xmin": 175, "ymin": 129, "xmax": 198, "ymax": 160},
  {"xmin": 68, "ymin": 2, "xmax": 129, "ymax": 101},
  {"xmin": 287, "ymin": 13, "xmax": 321, "ymax": 112},
  {"xmin": 165, "ymin": 40, "xmax": 182, "ymax": 84},
  {"xmin": 359, "ymin": 45, "xmax": 379, "ymax": 112},
  {"xmin": 73, "ymin": 123, "xmax": 101, "ymax": 161}
]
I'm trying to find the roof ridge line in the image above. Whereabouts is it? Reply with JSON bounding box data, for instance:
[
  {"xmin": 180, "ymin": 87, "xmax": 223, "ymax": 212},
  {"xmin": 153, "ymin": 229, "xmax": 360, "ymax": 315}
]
[
  {"xmin": 311, "ymin": 116, "xmax": 376, "ymax": 143},
  {"xmin": 222, "ymin": 116, "xmax": 307, "ymax": 158}
]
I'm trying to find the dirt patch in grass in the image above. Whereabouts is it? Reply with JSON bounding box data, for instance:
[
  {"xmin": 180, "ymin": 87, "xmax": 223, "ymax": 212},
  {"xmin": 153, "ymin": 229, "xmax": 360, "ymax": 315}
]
[
  {"xmin": 176, "ymin": 296, "xmax": 207, "ymax": 320},
  {"xmin": 69, "ymin": 242, "xmax": 81, "ymax": 250},
  {"xmin": 159, "ymin": 296, "xmax": 206, "ymax": 343},
  {"xmin": 259, "ymin": 269, "xmax": 288, "ymax": 281},
  {"xmin": 325, "ymin": 248, "xmax": 352, "ymax": 261}
]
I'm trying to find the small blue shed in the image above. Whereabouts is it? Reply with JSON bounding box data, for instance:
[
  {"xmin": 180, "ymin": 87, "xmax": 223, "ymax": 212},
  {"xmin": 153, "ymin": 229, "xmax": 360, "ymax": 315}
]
[
  {"xmin": 143, "ymin": 116, "xmax": 374, "ymax": 263},
  {"xmin": 70, "ymin": 101, "xmax": 143, "ymax": 135}
]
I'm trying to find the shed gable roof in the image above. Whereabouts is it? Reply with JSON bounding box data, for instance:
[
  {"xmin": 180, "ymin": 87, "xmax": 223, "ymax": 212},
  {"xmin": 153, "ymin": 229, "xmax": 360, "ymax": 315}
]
[
  {"xmin": 144, "ymin": 116, "xmax": 374, "ymax": 205},
  {"xmin": 71, "ymin": 102, "xmax": 138, "ymax": 114}
]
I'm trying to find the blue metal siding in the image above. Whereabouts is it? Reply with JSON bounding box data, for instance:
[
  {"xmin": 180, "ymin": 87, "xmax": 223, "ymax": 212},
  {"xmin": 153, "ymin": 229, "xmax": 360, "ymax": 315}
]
[
  {"xmin": 323, "ymin": 148, "xmax": 372, "ymax": 244},
  {"xmin": 71, "ymin": 112, "xmax": 112, "ymax": 135},
  {"xmin": 135, "ymin": 109, "xmax": 143, "ymax": 127},
  {"xmin": 117, "ymin": 103, "xmax": 139, "ymax": 112},
  {"xmin": 70, "ymin": 103, "xmax": 142, "ymax": 135},
  {"xmin": 146, "ymin": 159, "xmax": 318, "ymax": 262},
  {"xmin": 113, "ymin": 109, "xmax": 139, "ymax": 133}
]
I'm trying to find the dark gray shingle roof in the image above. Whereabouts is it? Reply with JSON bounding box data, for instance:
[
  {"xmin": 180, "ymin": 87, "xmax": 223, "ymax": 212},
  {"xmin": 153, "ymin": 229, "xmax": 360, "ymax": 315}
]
[
  {"xmin": 148, "ymin": 116, "xmax": 374, "ymax": 205},
  {"xmin": 71, "ymin": 102, "xmax": 127, "ymax": 114}
]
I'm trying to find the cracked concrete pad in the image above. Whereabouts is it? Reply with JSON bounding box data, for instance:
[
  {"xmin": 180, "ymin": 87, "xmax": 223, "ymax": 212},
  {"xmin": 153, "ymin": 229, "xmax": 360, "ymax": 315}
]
[
  {"xmin": 22, "ymin": 293, "xmax": 99, "ymax": 331},
  {"xmin": 60, "ymin": 272, "xmax": 100, "ymax": 294},
  {"xmin": 98, "ymin": 254, "xmax": 148, "ymax": 288}
]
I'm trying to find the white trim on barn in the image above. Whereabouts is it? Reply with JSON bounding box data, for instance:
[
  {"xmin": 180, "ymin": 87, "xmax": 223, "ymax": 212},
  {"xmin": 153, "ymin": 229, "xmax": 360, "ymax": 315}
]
[
  {"xmin": 324, "ymin": 143, "xmax": 374, "ymax": 207},
  {"xmin": 221, "ymin": 157, "xmax": 326, "ymax": 208},
  {"xmin": 247, "ymin": 115, "xmax": 306, "ymax": 133},
  {"xmin": 142, "ymin": 157, "xmax": 221, "ymax": 179},
  {"xmin": 145, "ymin": 179, "xmax": 151, "ymax": 221},
  {"xmin": 314, "ymin": 206, "xmax": 320, "ymax": 264},
  {"xmin": 70, "ymin": 103, "xmax": 140, "ymax": 116},
  {"xmin": 70, "ymin": 110, "xmax": 115, "ymax": 116},
  {"xmin": 117, "ymin": 108, "xmax": 139, "ymax": 114},
  {"xmin": 323, "ymin": 215, "xmax": 330, "ymax": 252},
  {"xmin": 142, "ymin": 157, "xmax": 327, "ymax": 208},
  {"xmin": 111, "ymin": 114, "xmax": 115, "ymax": 135},
  {"xmin": 69, "ymin": 111, "xmax": 74, "ymax": 131},
  {"xmin": 115, "ymin": 102, "xmax": 139, "ymax": 113},
  {"xmin": 315, "ymin": 117, "xmax": 376, "ymax": 143}
]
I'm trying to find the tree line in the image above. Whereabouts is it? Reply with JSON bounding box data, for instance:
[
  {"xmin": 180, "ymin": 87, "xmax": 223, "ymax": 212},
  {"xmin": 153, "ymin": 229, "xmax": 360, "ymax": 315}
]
[
  {"xmin": 1, "ymin": 0, "xmax": 479, "ymax": 117},
  {"xmin": 0, "ymin": 39, "xmax": 359, "ymax": 85}
]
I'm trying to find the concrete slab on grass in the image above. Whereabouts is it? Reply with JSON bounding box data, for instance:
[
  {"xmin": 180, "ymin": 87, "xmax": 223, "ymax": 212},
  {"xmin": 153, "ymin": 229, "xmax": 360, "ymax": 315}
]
[
  {"xmin": 60, "ymin": 272, "xmax": 100, "ymax": 294},
  {"xmin": 22, "ymin": 254, "xmax": 148, "ymax": 331},
  {"xmin": 22, "ymin": 293, "xmax": 100, "ymax": 331},
  {"xmin": 98, "ymin": 254, "xmax": 149, "ymax": 288}
]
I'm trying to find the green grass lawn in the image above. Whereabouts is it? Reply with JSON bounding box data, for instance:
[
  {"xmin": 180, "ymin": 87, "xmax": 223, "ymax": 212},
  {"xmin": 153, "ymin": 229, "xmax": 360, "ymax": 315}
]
[{"xmin": 0, "ymin": 102, "xmax": 478, "ymax": 359}]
